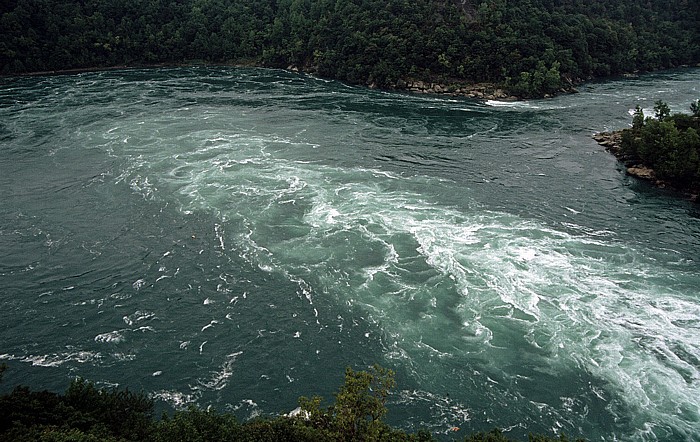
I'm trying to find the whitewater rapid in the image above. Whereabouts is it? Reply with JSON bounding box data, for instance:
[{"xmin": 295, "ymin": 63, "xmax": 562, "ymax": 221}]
[{"xmin": 1, "ymin": 67, "xmax": 699, "ymax": 440}]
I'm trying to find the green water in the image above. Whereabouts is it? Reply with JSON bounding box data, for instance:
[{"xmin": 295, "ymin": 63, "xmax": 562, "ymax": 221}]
[{"xmin": 1, "ymin": 67, "xmax": 699, "ymax": 440}]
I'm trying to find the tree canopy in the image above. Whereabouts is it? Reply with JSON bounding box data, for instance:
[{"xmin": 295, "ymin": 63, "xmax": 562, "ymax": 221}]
[
  {"xmin": 0, "ymin": 364, "xmax": 587, "ymax": 442},
  {"xmin": 1, "ymin": 0, "xmax": 699, "ymax": 97},
  {"xmin": 620, "ymin": 99, "xmax": 700, "ymax": 192}
]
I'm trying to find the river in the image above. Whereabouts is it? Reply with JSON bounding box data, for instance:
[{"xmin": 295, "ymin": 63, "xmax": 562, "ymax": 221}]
[{"xmin": 1, "ymin": 67, "xmax": 699, "ymax": 440}]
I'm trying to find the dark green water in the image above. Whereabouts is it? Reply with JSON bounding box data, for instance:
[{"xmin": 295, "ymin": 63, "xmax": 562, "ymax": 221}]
[{"xmin": 1, "ymin": 67, "xmax": 699, "ymax": 441}]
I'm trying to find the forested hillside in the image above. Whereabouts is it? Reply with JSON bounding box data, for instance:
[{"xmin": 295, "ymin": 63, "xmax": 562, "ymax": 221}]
[{"xmin": 1, "ymin": 0, "xmax": 699, "ymax": 96}]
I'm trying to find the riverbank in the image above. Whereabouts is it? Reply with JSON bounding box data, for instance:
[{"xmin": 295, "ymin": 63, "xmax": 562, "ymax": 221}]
[
  {"xmin": 291, "ymin": 64, "xmax": 532, "ymax": 100},
  {"xmin": 593, "ymin": 130, "xmax": 699, "ymax": 201},
  {"xmin": 390, "ymin": 77, "xmax": 578, "ymax": 100},
  {"xmin": 13, "ymin": 62, "xmax": 568, "ymax": 101},
  {"xmin": 390, "ymin": 78, "xmax": 520, "ymax": 100}
]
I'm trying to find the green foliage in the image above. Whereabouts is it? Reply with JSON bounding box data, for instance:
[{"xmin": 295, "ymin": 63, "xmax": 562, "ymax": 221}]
[
  {"xmin": 1, "ymin": 0, "xmax": 698, "ymax": 97},
  {"xmin": 620, "ymin": 99, "xmax": 700, "ymax": 190},
  {"xmin": 691, "ymin": 100, "xmax": 700, "ymax": 117},
  {"xmin": 507, "ymin": 61, "xmax": 563, "ymax": 98},
  {"xmin": 462, "ymin": 428, "xmax": 584, "ymax": 441},
  {"xmin": 0, "ymin": 366, "xmax": 588, "ymax": 442},
  {"xmin": 330, "ymin": 365, "xmax": 395, "ymax": 438},
  {"xmin": 0, "ymin": 378, "xmax": 153, "ymax": 442},
  {"xmin": 63, "ymin": 378, "xmax": 154, "ymax": 441},
  {"xmin": 632, "ymin": 106, "xmax": 645, "ymax": 130},
  {"xmin": 296, "ymin": 364, "xmax": 408, "ymax": 441},
  {"xmin": 654, "ymin": 100, "xmax": 671, "ymax": 121},
  {"xmin": 152, "ymin": 406, "xmax": 242, "ymax": 442}
]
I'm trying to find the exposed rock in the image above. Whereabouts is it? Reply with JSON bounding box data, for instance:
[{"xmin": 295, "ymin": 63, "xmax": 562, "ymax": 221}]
[
  {"xmin": 397, "ymin": 78, "xmax": 518, "ymax": 101},
  {"xmin": 593, "ymin": 131, "xmax": 625, "ymax": 157},
  {"xmin": 627, "ymin": 165, "xmax": 655, "ymax": 180},
  {"xmin": 593, "ymin": 130, "xmax": 699, "ymax": 201}
]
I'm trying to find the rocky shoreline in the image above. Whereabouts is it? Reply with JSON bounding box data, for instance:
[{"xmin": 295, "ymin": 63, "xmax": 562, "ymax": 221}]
[
  {"xmin": 391, "ymin": 79, "xmax": 519, "ymax": 100},
  {"xmin": 287, "ymin": 65, "xmax": 526, "ymax": 100},
  {"xmin": 594, "ymin": 130, "xmax": 662, "ymax": 182},
  {"xmin": 387, "ymin": 78, "xmax": 576, "ymax": 100},
  {"xmin": 593, "ymin": 130, "xmax": 698, "ymax": 201},
  {"xmin": 17, "ymin": 61, "xmax": 575, "ymax": 101}
]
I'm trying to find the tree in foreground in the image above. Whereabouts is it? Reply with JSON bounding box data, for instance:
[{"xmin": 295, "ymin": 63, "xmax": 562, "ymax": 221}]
[
  {"xmin": 297, "ymin": 364, "xmax": 405, "ymax": 441},
  {"xmin": 0, "ymin": 363, "xmax": 585, "ymax": 441}
]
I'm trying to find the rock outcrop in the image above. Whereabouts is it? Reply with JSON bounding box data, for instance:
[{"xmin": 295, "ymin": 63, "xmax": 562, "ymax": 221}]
[
  {"xmin": 593, "ymin": 130, "xmax": 663, "ymax": 183},
  {"xmin": 400, "ymin": 79, "xmax": 518, "ymax": 101},
  {"xmin": 593, "ymin": 131, "xmax": 698, "ymax": 201}
]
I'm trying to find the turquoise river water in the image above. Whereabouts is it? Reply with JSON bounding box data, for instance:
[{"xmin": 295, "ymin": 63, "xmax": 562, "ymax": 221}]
[{"xmin": 1, "ymin": 67, "xmax": 699, "ymax": 440}]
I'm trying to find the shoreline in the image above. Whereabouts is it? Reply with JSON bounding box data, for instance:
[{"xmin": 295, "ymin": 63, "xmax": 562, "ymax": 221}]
[
  {"xmin": 593, "ymin": 130, "xmax": 699, "ymax": 202},
  {"xmin": 387, "ymin": 78, "xmax": 522, "ymax": 101},
  {"xmin": 387, "ymin": 77, "xmax": 578, "ymax": 101},
  {"xmin": 8, "ymin": 62, "xmax": 567, "ymax": 101}
]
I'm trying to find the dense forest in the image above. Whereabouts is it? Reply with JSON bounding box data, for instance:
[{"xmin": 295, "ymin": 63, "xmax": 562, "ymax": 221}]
[
  {"xmin": 1, "ymin": 0, "xmax": 699, "ymax": 97},
  {"xmin": 0, "ymin": 364, "xmax": 585, "ymax": 442}
]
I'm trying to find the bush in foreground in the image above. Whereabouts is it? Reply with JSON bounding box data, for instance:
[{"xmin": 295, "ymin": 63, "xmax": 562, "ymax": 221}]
[{"xmin": 0, "ymin": 364, "xmax": 584, "ymax": 442}]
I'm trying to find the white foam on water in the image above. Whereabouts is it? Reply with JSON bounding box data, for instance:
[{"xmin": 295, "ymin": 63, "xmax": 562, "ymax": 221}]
[
  {"xmin": 95, "ymin": 330, "xmax": 126, "ymax": 344},
  {"xmin": 201, "ymin": 320, "xmax": 219, "ymax": 331},
  {"xmin": 628, "ymin": 107, "xmax": 657, "ymax": 119},
  {"xmin": 394, "ymin": 389, "xmax": 471, "ymax": 433},
  {"xmin": 218, "ymin": 162, "xmax": 700, "ymax": 438},
  {"xmin": 100, "ymin": 93, "xmax": 700, "ymax": 440},
  {"xmin": 196, "ymin": 351, "xmax": 243, "ymax": 392},
  {"xmin": 151, "ymin": 390, "xmax": 198, "ymax": 409},
  {"xmin": 123, "ymin": 310, "xmax": 156, "ymax": 326},
  {"xmin": 229, "ymin": 398, "xmax": 261, "ymax": 420},
  {"xmin": 1, "ymin": 350, "xmax": 103, "ymax": 367},
  {"xmin": 214, "ymin": 223, "xmax": 226, "ymax": 250},
  {"xmin": 111, "ymin": 353, "xmax": 136, "ymax": 362},
  {"xmin": 486, "ymin": 100, "xmax": 527, "ymax": 108}
]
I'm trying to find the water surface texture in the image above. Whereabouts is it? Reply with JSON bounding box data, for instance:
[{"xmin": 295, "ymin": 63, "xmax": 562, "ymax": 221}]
[{"xmin": 1, "ymin": 67, "xmax": 699, "ymax": 440}]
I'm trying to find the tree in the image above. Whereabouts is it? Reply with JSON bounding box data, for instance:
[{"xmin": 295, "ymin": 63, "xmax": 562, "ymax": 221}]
[
  {"xmin": 153, "ymin": 406, "xmax": 243, "ymax": 442},
  {"xmin": 632, "ymin": 105, "xmax": 645, "ymax": 129},
  {"xmin": 298, "ymin": 364, "xmax": 397, "ymax": 441},
  {"xmin": 691, "ymin": 99, "xmax": 700, "ymax": 117},
  {"xmin": 654, "ymin": 100, "xmax": 671, "ymax": 121},
  {"xmin": 0, "ymin": 365, "xmax": 587, "ymax": 441},
  {"xmin": 620, "ymin": 99, "xmax": 700, "ymax": 192},
  {"xmin": 63, "ymin": 378, "xmax": 154, "ymax": 441}
]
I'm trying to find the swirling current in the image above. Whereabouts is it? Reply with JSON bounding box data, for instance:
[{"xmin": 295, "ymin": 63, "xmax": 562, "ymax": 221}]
[{"xmin": 1, "ymin": 67, "xmax": 699, "ymax": 441}]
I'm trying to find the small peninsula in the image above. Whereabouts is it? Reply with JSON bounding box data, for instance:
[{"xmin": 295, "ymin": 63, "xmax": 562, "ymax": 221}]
[{"xmin": 594, "ymin": 100, "xmax": 700, "ymax": 200}]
